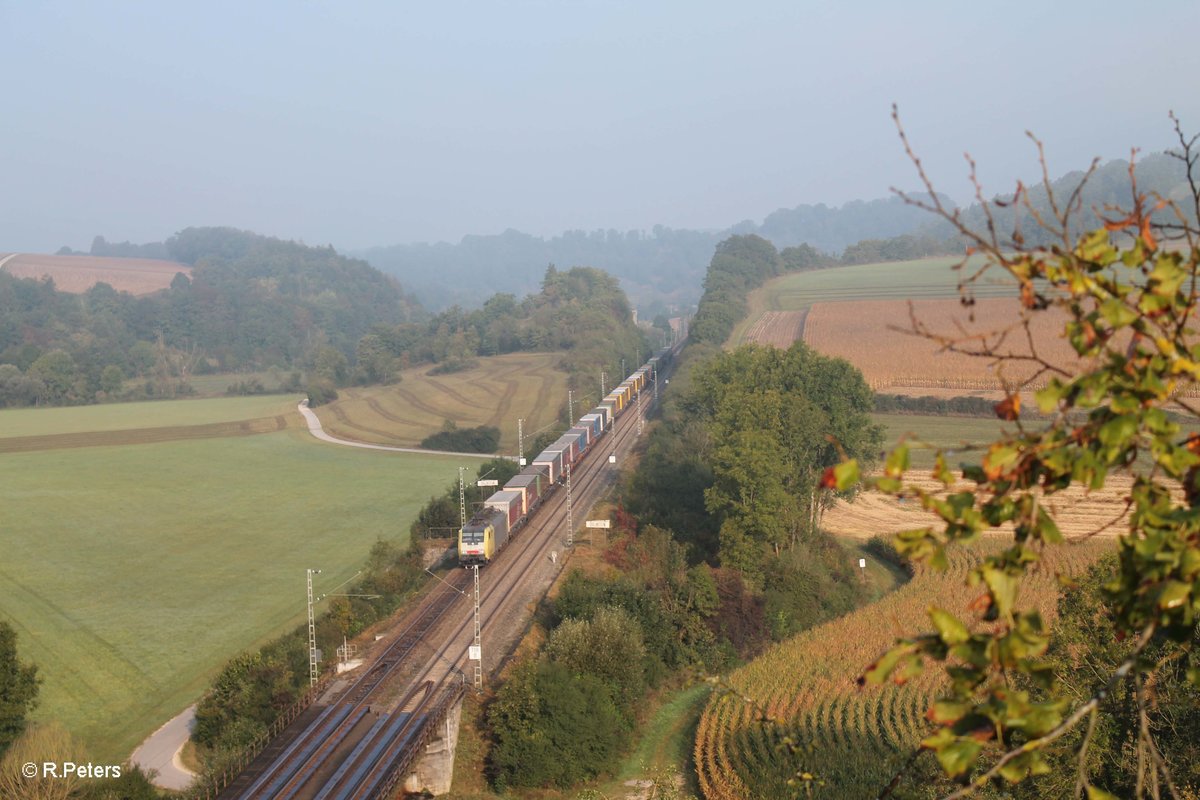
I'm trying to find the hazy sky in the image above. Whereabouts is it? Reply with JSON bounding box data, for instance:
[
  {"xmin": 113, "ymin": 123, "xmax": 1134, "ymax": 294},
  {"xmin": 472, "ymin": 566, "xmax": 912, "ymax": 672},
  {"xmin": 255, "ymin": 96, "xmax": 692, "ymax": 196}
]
[{"xmin": 3, "ymin": 1, "xmax": 1198, "ymax": 254}]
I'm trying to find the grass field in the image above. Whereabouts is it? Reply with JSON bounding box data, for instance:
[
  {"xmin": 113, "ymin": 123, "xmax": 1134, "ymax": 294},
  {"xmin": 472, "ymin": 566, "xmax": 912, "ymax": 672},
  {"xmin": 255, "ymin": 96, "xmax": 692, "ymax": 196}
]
[
  {"xmin": 0, "ymin": 395, "xmax": 297, "ymax": 439},
  {"xmin": 0, "ymin": 423, "xmax": 469, "ymax": 762},
  {"xmin": 315, "ymin": 352, "xmax": 570, "ymax": 452},
  {"xmin": 873, "ymin": 411, "xmax": 1006, "ymax": 469},
  {"xmin": 729, "ymin": 255, "xmax": 1016, "ymax": 347}
]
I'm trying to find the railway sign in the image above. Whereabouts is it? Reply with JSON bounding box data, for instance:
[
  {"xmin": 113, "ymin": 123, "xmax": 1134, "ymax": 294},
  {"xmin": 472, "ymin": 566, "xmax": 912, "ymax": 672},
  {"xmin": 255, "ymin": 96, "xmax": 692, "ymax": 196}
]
[
  {"xmin": 477, "ymin": 479, "xmax": 499, "ymax": 487},
  {"xmin": 858, "ymin": 558, "xmax": 866, "ymax": 569},
  {"xmin": 519, "ymin": 457, "xmax": 527, "ymax": 466},
  {"xmin": 608, "ymin": 454, "xmax": 616, "ymax": 464},
  {"xmin": 469, "ymin": 645, "xmax": 482, "ymax": 661},
  {"xmin": 585, "ymin": 519, "xmax": 611, "ymax": 529}
]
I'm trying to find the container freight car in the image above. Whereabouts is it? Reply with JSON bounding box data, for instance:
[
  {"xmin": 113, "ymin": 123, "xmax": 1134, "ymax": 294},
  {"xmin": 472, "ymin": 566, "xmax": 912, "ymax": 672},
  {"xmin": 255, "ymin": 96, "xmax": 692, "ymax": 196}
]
[
  {"xmin": 578, "ymin": 413, "xmax": 604, "ymax": 438},
  {"xmin": 568, "ymin": 424, "xmax": 592, "ymax": 451},
  {"xmin": 486, "ymin": 490, "xmax": 524, "ymax": 530},
  {"xmin": 533, "ymin": 448, "xmax": 564, "ymax": 483},
  {"xmin": 459, "ymin": 348, "xmax": 669, "ymax": 566},
  {"xmin": 504, "ymin": 468, "xmax": 547, "ymax": 514}
]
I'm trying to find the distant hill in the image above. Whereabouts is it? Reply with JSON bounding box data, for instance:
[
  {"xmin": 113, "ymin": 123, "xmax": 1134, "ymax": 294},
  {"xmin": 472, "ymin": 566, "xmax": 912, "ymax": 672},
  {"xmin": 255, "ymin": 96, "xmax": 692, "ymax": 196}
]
[
  {"xmin": 0, "ymin": 252, "xmax": 190, "ymax": 295},
  {"xmin": 0, "ymin": 227, "xmax": 420, "ymax": 407},
  {"xmin": 356, "ymin": 195, "xmax": 951, "ymax": 315},
  {"xmin": 932, "ymin": 151, "xmax": 1193, "ymax": 246}
]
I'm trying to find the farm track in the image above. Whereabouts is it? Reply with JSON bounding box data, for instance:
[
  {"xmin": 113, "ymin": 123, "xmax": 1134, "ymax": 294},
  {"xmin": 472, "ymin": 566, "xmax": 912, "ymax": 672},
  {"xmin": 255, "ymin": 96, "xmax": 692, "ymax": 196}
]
[
  {"xmin": 389, "ymin": 385, "xmax": 453, "ymax": 418},
  {"xmin": 362, "ymin": 397, "xmax": 422, "ymax": 428},
  {"xmin": 325, "ymin": 407, "xmax": 409, "ymax": 445},
  {"xmin": 423, "ymin": 376, "xmax": 493, "ymax": 412},
  {"xmin": 486, "ymin": 377, "xmax": 521, "ymax": 429},
  {"xmin": 0, "ymin": 414, "xmax": 295, "ymax": 453}
]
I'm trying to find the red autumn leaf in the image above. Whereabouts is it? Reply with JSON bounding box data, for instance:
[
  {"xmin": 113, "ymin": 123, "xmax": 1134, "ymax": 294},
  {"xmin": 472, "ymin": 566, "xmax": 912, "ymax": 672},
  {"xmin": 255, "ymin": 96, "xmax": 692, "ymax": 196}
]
[
  {"xmin": 1103, "ymin": 211, "xmax": 1138, "ymax": 231},
  {"xmin": 820, "ymin": 466, "xmax": 838, "ymax": 489},
  {"xmin": 1020, "ymin": 281, "xmax": 1037, "ymax": 309},
  {"xmin": 1141, "ymin": 215, "xmax": 1158, "ymax": 251},
  {"xmin": 967, "ymin": 593, "xmax": 992, "ymax": 613},
  {"xmin": 994, "ymin": 393, "xmax": 1020, "ymax": 421}
]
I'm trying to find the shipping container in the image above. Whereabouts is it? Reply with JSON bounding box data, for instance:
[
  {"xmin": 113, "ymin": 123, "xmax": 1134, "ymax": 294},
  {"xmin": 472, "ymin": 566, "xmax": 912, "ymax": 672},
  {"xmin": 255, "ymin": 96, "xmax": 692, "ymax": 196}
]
[
  {"xmin": 549, "ymin": 432, "xmax": 581, "ymax": 465},
  {"xmin": 505, "ymin": 469, "xmax": 546, "ymax": 511},
  {"xmin": 569, "ymin": 424, "xmax": 591, "ymax": 451},
  {"xmin": 579, "ymin": 413, "xmax": 604, "ymax": 438},
  {"xmin": 533, "ymin": 448, "xmax": 564, "ymax": 482},
  {"xmin": 589, "ymin": 406, "xmax": 611, "ymax": 429},
  {"xmin": 485, "ymin": 490, "xmax": 523, "ymax": 529}
]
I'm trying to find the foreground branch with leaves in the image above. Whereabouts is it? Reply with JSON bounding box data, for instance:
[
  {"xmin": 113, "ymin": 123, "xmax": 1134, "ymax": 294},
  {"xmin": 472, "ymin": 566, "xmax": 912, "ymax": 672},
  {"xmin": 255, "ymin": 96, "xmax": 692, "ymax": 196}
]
[{"xmin": 828, "ymin": 113, "xmax": 1200, "ymax": 799}]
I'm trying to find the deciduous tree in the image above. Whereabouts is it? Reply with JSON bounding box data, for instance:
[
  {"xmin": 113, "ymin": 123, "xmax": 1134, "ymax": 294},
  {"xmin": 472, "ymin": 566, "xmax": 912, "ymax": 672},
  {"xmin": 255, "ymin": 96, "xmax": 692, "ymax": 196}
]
[{"xmin": 839, "ymin": 111, "xmax": 1200, "ymax": 798}]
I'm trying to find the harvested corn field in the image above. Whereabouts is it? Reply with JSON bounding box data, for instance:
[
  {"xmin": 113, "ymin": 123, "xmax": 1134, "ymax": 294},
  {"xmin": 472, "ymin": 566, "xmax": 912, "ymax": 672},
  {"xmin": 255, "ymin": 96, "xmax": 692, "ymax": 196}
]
[{"xmin": 739, "ymin": 310, "xmax": 807, "ymax": 348}]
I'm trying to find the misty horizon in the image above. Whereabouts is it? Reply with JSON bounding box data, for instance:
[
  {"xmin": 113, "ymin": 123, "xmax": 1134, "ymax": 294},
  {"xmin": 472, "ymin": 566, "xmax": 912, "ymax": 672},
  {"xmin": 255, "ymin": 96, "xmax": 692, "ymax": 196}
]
[{"xmin": 3, "ymin": 1, "xmax": 1198, "ymax": 256}]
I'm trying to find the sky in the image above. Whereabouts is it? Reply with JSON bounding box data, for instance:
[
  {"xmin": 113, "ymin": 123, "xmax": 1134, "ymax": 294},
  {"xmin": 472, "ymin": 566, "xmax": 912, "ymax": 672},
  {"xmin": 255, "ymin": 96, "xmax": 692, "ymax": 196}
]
[{"xmin": 2, "ymin": 0, "xmax": 1198, "ymax": 254}]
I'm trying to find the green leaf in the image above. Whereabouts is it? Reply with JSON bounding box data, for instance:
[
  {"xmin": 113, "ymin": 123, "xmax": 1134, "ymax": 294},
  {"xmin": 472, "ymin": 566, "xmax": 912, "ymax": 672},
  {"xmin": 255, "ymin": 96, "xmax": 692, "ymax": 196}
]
[
  {"xmin": 930, "ymin": 607, "xmax": 970, "ymax": 645},
  {"xmin": 932, "ymin": 738, "xmax": 982, "ymax": 778},
  {"xmin": 1035, "ymin": 380, "xmax": 1064, "ymax": 414},
  {"xmin": 1098, "ymin": 415, "xmax": 1138, "ymax": 449},
  {"xmin": 980, "ymin": 565, "xmax": 1020, "ymax": 620},
  {"xmin": 933, "ymin": 451, "xmax": 954, "ymax": 486},
  {"xmin": 928, "ymin": 699, "xmax": 971, "ymax": 725},
  {"xmin": 1158, "ymin": 580, "xmax": 1192, "ymax": 610},
  {"xmin": 833, "ymin": 459, "xmax": 859, "ymax": 491},
  {"xmin": 1099, "ymin": 298, "xmax": 1138, "ymax": 328},
  {"xmin": 886, "ymin": 443, "xmax": 910, "ymax": 476},
  {"xmin": 1086, "ymin": 786, "xmax": 1120, "ymax": 800},
  {"xmin": 863, "ymin": 646, "xmax": 907, "ymax": 685}
]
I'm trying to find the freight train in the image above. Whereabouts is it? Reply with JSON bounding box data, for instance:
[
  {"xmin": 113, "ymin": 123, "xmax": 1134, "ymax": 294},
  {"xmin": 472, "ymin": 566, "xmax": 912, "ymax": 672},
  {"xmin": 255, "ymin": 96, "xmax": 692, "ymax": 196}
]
[{"xmin": 458, "ymin": 348, "xmax": 672, "ymax": 566}]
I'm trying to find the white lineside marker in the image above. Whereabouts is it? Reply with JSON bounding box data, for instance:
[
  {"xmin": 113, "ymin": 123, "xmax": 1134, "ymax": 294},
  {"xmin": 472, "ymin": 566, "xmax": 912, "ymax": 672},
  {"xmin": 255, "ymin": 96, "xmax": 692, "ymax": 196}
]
[{"xmin": 858, "ymin": 558, "xmax": 866, "ymax": 569}]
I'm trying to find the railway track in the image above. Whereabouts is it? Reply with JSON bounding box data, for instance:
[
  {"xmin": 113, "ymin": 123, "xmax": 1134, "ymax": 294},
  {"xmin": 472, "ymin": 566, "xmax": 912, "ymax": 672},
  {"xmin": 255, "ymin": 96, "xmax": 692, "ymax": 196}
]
[{"xmin": 218, "ymin": 373, "xmax": 661, "ymax": 800}]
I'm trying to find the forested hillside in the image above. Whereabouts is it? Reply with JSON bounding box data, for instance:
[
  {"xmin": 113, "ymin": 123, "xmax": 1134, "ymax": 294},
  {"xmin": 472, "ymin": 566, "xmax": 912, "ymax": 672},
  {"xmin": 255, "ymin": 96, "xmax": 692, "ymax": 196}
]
[
  {"xmin": 0, "ymin": 227, "xmax": 418, "ymax": 406},
  {"xmin": 339, "ymin": 265, "xmax": 649, "ymax": 401}
]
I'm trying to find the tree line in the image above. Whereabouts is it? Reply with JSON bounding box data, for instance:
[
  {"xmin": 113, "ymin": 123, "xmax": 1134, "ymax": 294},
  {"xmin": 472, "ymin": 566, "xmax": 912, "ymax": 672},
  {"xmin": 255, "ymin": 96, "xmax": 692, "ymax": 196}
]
[{"xmin": 0, "ymin": 229, "xmax": 652, "ymax": 411}]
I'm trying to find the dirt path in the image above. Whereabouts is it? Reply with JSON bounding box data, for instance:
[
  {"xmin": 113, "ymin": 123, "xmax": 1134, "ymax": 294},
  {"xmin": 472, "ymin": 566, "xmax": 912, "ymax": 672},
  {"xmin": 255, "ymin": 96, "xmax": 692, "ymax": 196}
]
[{"xmin": 130, "ymin": 705, "xmax": 196, "ymax": 790}]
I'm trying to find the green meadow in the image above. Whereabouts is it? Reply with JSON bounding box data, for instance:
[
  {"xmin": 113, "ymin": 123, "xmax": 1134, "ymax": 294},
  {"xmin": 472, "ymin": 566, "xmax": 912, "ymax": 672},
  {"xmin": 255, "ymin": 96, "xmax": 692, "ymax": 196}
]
[
  {"xmin": 0, "ymin": 395, "xmax": 297, "ymax": 438},
  {"xmin": 873, "ymin": 411, "xmax": 1007, "ymax": 469},
  {"xmin": 0, "ymin": 426, "xmax": 466, "ymax": 762}
]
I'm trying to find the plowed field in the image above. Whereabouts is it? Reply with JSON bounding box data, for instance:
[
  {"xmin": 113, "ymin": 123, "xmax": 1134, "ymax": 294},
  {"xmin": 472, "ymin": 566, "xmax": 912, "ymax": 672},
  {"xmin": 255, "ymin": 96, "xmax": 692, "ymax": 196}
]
[
  {"xmin": 0, "ymin": 252, "xmax": 189, "ymax": 294},
  {"xmin": 803, "ymin": 296, "xmax": 1082, "ymax": 393}
]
